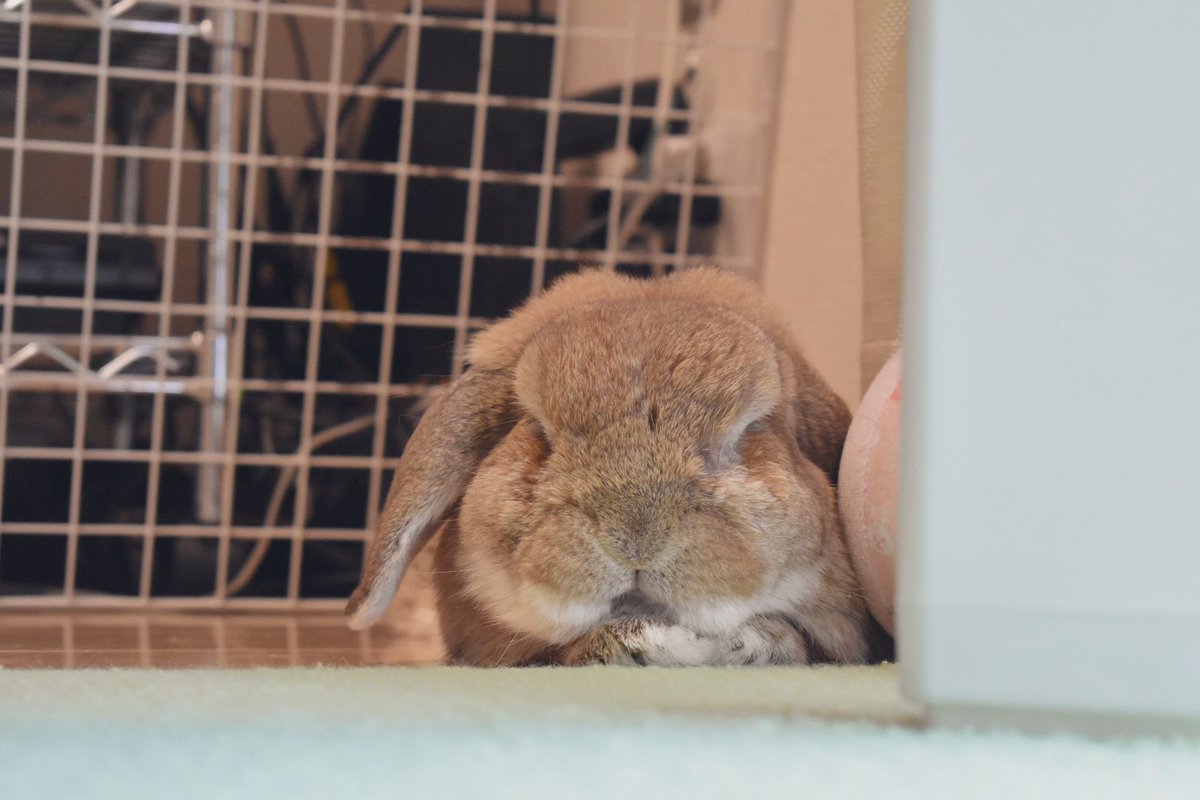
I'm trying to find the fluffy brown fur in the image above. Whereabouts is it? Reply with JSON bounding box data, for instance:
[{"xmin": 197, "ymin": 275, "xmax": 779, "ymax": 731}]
[{"xmin": 347, "ymin": 268, "xmax": 867, "ymax": 666}]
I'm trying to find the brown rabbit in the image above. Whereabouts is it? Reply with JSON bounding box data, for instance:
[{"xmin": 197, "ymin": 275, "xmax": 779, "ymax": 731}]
[{"xmin": 346, "ymin": 268, "xmax": 868, "ymax": 666}]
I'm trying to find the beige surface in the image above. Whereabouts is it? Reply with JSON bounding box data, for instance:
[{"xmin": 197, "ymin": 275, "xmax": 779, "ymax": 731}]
[
  {"xmin": 760, "ymin": 0, "xmax": 865, "ymax": 407},
  {"xmin": 0, "ymin": 610, "xmax": 923, "ymax": 734},
  {"xmin": 855, "ymin": 0, "xmax": 908, "ymax": 388}
]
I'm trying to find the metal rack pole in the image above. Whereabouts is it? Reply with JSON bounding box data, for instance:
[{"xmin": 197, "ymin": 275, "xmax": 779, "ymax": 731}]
[{"xmin": 197, "ymin": 3, "xmax": 236, "ymax": 523}]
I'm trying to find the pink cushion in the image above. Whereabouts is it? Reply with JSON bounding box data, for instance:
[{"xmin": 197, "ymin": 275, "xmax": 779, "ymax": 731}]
[{"xmin": 839, "ymin": 349, "xmax": 901, "ymax": 635}]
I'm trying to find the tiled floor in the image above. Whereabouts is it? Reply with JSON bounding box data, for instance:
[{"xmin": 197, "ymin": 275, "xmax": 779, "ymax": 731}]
[
  {"xmin": 1, "ymin": 551, "xmax": 447, "ymax": 668},
  {"xmin": 0, "ymin": 611, "xmax": 445, "ymax": 668}
]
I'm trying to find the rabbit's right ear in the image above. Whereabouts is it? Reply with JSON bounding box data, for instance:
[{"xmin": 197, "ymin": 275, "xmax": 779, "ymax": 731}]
[
  {"xmin": 345, "ymin": 368, "xmax": 515, "ymax": 630},
  {"xmin": 788, "ymin": 361, "xmax": 853, "ymax": 486}
]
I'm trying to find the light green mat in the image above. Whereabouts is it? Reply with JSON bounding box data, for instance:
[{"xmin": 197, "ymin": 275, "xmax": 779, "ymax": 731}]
[{"xmin": 2, "ymin": 664, "xmax": 1198, "ymax": 799}]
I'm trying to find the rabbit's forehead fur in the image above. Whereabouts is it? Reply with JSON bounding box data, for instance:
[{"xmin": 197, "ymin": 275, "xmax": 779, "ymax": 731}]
[
  {"xmin": 512, "ymin": 299, "xmax": 783, "ymax": 444},
  {"xmin": 468, "ymin": 267, "xmax": 802, "ymax": 375}
]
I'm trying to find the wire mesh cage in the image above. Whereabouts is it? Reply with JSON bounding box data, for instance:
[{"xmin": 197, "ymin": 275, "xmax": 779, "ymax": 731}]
[{"xmin": 0, "ymin": 0, "xmax": 789, "ymax": 610}]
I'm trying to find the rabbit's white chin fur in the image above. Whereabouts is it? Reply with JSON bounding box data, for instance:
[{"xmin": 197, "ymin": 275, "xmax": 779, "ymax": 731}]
[{"xmin": 673, "ymin": 567, "xmax": 824, "ymax": 637}]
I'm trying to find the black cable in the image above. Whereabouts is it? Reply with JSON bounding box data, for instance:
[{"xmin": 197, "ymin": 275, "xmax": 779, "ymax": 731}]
[
  {"xmin": 300, "ymin": 23, "xmax": 406, "ymax": 161},
  {"xmin": 350, "ymin": 0, "xmax": 379, "ymax": 74},
  {"xmin": 283, "ymin": 15, "xmax": 326, "ymax": 139},
  {"xmin": 530, "ymin": 0, "xmax": 549, "ymax": 102}
]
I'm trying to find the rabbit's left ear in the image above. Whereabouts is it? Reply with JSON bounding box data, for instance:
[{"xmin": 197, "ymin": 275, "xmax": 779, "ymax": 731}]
[{"xmin": 345, "ymin": 368, "xmax": 515, "ymax": 630}]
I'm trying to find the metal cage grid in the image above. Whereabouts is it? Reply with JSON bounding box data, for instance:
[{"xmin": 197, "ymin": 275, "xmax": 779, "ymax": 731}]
[{"xmin": 0, "ymin": 0, "xmax": 788, "ymax": 610}]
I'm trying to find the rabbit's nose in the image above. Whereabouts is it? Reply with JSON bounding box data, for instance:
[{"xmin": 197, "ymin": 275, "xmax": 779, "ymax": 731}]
[{"xmin": 609, "ymin": 527, "xmax": 670, "ymax": 571}]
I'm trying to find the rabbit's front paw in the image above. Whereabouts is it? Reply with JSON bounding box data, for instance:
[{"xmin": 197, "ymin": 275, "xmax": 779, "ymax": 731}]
[
  {"xmin": 561, "ymin": 614, "xmax": 809, "ymax": 666},
  {"xmin": 560, "ymin": 617, "xmax": 706, "ymax": 666},
  {"xmin": 561, "ymin": 616, "xmax": 806, "ymax": 666},
  {"xmin": 724, "ymin": 614, "xmax": 809, "ymax": 666}
]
